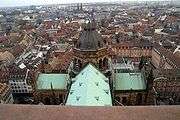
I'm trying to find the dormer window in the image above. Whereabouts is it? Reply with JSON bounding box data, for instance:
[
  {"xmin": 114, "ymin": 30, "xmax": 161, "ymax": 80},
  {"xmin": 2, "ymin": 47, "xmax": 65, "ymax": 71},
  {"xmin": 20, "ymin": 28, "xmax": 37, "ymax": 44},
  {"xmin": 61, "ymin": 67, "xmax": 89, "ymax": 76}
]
[
  {"xmin": 70, "ymin": 90, "xmax": 74, "ymax": 95},
  {"xmin": 79, "ymin": 82, "xmax": 83, "ymax": 86},
  {"xmin": 104, "ymin": 90, "xmax": 109, "ymax": 94},
  {"xmin": 95, "ymin": 82, "xmax": 99, "ymax": 86},
  {"xmin": 76, "ymin": 96, "xmax": 80, "ymax": 101},
  {"xmin": 95, "ymin": 96, "xmax": 99, "ymax": 101},
  {"xmin": 98, "ymin": 41, "xmax": 101, "ymax": 47}
]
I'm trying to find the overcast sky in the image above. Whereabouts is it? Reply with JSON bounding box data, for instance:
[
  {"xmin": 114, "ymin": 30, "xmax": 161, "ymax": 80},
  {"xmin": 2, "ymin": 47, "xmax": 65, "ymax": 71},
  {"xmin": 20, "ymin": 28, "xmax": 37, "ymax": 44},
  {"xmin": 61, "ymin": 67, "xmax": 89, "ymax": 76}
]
[{"xmin": 0, "ymin": 0, "xmax": 171, "ymax": 7}]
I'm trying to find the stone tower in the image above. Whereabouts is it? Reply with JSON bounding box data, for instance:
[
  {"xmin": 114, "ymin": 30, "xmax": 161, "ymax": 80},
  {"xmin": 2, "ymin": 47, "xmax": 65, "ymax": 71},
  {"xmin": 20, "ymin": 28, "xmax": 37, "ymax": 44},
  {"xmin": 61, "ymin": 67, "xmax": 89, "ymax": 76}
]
[{"xmin": 72, "ymin": 21, "xmax": 109, "ymax": 73}]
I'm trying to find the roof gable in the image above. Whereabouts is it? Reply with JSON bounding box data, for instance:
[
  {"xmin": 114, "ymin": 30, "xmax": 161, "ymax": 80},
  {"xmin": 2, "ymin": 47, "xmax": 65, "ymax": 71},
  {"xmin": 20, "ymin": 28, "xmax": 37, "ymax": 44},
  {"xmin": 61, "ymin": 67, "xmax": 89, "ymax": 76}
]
[{"xmin": 66, "ymin": 64, "xmax": 112, "ymax": 106}]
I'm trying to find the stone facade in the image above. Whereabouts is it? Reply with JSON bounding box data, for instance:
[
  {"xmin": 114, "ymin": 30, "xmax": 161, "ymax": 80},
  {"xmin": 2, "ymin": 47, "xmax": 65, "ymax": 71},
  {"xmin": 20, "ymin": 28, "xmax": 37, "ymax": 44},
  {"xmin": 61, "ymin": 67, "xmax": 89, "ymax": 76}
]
[
  {"xmin": 73, "ymin": 48, "xmax": 109, "ymax": 72},
  {"xmin": 114, "ymin": 91, "xmax": 147, "ymax": 105},
  {"xmin": 0, "ymin": 83, "xmax": 14, "ymax": 104},
  {"xmin": 72, "ymin": 21, "xmax": 110, "ymax": 73},
  {"xmin": 34, "ymin": 90, "xmax": 67, "ymax": 105},
  {"xmin": 153, "ymin": 78, "xmax": 180, "ymax": 105},
  {"xmin": 112, "ymin": 45, "xmax": 152, "ymax": 59}
]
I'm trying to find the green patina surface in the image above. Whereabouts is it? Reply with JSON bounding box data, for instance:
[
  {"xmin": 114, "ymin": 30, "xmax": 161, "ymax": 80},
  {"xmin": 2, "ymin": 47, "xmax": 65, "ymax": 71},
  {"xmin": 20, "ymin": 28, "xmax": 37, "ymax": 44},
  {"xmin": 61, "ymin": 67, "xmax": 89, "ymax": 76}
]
[
  {"xmin": 37, "ymin": 74, "xmax": 68, "ymax": 90},
  {"xmin": 115, "ymin": 72, "xmax": 146, "ymax": 90},
  {"xmin": 66, "ymin": 64, "xmax": 112, "ymax": 106}
]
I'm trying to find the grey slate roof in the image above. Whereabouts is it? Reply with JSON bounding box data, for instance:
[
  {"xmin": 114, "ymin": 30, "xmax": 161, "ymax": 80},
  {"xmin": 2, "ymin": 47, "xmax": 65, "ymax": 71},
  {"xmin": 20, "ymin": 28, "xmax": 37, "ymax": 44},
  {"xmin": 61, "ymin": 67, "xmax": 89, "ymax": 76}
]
[{"xmin": 76, "ymin": 21, "xmax": 104, "ymax": 51}]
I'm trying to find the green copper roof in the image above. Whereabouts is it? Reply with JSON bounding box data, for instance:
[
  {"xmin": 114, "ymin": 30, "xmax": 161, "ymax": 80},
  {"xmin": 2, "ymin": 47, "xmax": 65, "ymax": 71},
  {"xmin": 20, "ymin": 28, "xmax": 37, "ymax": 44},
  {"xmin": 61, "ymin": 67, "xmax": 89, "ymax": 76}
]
[
  {"xmin": 115, "ymin": 72, "xmax": 146, "ymax": 90},
  {"xmin": 37, "ymin": 74, "xmax": 68, "ymax": 90},
  {"xmin": 66, "ymin": 64, "xmax": 112, "ymax": 106}
]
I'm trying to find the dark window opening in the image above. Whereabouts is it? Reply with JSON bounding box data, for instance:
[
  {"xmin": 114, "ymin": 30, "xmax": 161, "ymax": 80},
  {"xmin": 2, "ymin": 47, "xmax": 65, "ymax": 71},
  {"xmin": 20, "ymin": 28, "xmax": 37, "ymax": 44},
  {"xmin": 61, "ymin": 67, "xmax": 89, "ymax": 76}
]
[{"xmin": 122, "ymin": 97, "xmax": 127, "ymax": 105}]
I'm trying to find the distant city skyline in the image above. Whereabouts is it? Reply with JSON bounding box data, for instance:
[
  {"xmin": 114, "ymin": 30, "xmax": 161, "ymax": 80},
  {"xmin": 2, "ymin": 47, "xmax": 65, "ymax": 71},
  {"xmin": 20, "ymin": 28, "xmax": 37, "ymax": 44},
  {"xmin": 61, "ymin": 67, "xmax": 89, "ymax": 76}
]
[{"xmin": 0, "ymin": 0, "xmax": 174, "ymax": 7}]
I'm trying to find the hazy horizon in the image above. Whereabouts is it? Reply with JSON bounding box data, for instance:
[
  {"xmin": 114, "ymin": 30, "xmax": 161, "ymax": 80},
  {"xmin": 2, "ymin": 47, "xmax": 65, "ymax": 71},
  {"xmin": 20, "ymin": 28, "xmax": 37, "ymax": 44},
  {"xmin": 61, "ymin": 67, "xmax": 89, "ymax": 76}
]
[{"xmin": 0, "ymin": 0, "xmax": 175, "ymax": 7}]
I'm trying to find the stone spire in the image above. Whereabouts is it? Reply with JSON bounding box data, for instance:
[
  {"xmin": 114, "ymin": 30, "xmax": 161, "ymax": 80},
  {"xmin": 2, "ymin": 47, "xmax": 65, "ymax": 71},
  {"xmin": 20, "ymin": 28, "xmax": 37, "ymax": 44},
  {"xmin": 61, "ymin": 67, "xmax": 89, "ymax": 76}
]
[{"xmin": 76, "ymin": 20, "xmax": 104, "ymax": 51}]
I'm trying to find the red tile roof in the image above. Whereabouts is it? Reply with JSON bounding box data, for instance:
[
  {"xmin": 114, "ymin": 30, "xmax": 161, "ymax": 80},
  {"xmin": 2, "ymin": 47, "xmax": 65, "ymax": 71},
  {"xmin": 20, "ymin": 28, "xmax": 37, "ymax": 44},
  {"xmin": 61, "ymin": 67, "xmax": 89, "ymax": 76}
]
[
  {"xmin": 50, "ymin": 49, "xmax": 73, "ymax": 71},
  {"xmin": 0, "ymin": 83, "xmax": 9, "ymax": 95},
  {"xmin": 0, "ymin": 105, "xmax": 179, "ymax": 120},
  {"xmin": 154, "ymin": 43, "xmax": 180, "ymax": 68},
  {"xmin": 0, "ymin": 36, "xmax": 8, "ymax": 43}
]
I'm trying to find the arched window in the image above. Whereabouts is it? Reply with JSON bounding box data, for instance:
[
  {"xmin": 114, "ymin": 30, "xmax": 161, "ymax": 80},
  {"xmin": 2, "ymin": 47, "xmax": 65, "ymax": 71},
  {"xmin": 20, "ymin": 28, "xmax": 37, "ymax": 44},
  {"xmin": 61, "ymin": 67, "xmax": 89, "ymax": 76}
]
[
  {"xmin": 78, "ymin": 60, "xmax": 82, "ymax": 69},
  {"xmin": 44, "ymin": 97, "xmax": 51, "ymax": 105},
  {"xmin": 98, "ymin": 41, "xmax": 101, "ymax": 47},
  {"xmin": 99, "ymin": 59, "xmax": 102, "ymax": 69},
  {"xmin": 74, "ymin": 58, "xmax": 77, "ymax": 68},
  {"xmin": 136, "ymin": 93, "xmax": 143, "ymax": 105},
  {"xmin": 59, "ymin": 94, "xmax": 63, "ymax": 103},
  {"xmin": 79, "ymin": 42, "xmax": 81, "ymax": 48},
  {"xmin": 122, "ymin": 97, "xmax": 127, "ymax": 105},
  {"xmin": 104, "ymin": 40, "xmax": 107, "ymax": 44},
  {"xmin": 103, "ymin": 58, "xmax": 108, "ymax": 69},
  {"xmin": 103, "ymin": 58, "xmax": 106, "ymax": 65}
]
